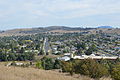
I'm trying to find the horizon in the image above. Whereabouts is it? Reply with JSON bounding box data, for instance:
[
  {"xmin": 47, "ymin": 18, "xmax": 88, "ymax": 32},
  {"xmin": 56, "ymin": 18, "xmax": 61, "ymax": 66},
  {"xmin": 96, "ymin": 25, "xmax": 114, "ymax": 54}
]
[
  {"xmin": 0, "ymin": 0, "xmax": 120, "ymax": 30},
  {"xmin": 0, "ymin": 25, "xmax": 119, "ymax": 31}
]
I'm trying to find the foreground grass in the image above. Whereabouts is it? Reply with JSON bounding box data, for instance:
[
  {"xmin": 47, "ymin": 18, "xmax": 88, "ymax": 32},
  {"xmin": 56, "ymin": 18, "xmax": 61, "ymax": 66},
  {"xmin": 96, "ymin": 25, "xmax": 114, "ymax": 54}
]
[
  {"xmin": 0, "ymin": 62, "xmax": 112, "ymax": 80},
  {"xmin": 0, "ymin": 65, "xmax": 92, "ymax": 80}
]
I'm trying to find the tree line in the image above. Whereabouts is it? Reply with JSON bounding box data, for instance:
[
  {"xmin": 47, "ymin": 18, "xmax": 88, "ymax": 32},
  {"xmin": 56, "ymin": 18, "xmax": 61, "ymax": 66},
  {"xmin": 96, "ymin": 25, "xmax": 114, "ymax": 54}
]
[
  {"xmin": 0, "ymin": 52, "xmax": 35, "ymax": 61},
  {"xmin": 61, "ymin": 59, "xmax": 120, "ymax": 80},
  {"xmin": 36, "ymin": 57, "xmax": 120, "ymax": 80}
]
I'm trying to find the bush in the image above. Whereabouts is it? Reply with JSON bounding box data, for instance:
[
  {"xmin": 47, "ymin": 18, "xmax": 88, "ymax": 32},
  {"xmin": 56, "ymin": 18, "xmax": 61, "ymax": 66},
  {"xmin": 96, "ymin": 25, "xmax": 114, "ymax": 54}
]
[
  {"xmin": 41, "ymin": 57, "xmax": 55, "ymax": 70},
  {"xmin": 62, "ymin": 59, "xmax": 109, "ymax": 78},
  {"xmin": 75, "ymin": 59, "xmax": 109, "ymax": 78},
  {"xmin": 61, "ymin": 61, "xmax": 74, "ymax": 76},
  {"xmin": 111, "ymin": 63, "xmax": 120, "ymax": 80},
  {"xmin": 36, "ymin": 61, "xmax": 43, "ymax": 69},
  {"xmin": 53, "ymin": 59, "xmax": 61, "ymax": 69}
]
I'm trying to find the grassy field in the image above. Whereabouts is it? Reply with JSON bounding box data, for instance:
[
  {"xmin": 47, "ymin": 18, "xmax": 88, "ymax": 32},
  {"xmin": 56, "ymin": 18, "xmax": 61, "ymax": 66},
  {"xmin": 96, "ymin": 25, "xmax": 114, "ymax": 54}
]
[
  {"xmin": 0, "ymin": 63, "xmax": 91, "ymax": 80},
  {"xmin": 0, "ymin": 62, "xmax": 112, "ymax": 80}
]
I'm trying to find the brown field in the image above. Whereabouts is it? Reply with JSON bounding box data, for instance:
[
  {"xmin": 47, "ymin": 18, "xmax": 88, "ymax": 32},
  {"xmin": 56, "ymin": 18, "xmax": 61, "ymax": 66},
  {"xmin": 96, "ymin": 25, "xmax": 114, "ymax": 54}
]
[
  {"xmin": 0, "ymin": 64, "xmax": 90, "ymax": 80},
  {"xmin": 0, "ymin": 62, "xmax": 112, "ymax": 80},
  {"xmin": 0, "ymin": 28, "xmax": 120, "ymax": 37},
  {"xmin": 49, "ymin": 30, "xmax": 81, "ymax": 33},
  {"xmin": 90, "ymin": 28, "xmax": 120, "ymax": 34}
]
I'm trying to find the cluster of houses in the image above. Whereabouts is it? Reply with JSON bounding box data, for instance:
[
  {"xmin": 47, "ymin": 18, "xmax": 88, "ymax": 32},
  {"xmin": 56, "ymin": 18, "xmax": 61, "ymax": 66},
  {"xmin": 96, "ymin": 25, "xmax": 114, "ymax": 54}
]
[
  {"xmin": 50, "ymin": 33, "xmax": 120, "ymax": 61},
  {"xmin": 58, "ymin": 53, "xmax": 119, "ymax": 61}
]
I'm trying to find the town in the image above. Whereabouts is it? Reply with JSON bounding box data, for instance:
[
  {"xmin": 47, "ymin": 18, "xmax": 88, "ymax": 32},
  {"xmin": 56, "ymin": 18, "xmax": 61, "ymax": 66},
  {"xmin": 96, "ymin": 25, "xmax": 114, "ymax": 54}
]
[
  {"xmin": 0, "ymin": 27, "xmax": 120, "ymax": 80},
  {"xmin": 0, "ymin": 29, "xmax": 120, "ymax": 61},
  {"xmin": 0, "ymin": 0, "xmax": 120, "ymax": 79}
]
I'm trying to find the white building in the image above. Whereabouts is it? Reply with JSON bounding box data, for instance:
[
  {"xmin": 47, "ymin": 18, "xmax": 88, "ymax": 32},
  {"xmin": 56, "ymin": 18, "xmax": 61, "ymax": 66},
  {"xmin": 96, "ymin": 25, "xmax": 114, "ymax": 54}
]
[{"xmin": 58, "ymin": 56, "xmax": 70, "ymax": 61}]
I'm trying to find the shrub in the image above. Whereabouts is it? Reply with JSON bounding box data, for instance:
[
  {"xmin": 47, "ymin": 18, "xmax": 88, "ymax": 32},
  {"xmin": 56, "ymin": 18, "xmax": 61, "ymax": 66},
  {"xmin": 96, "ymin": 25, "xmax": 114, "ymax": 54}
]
[
  {"xmin": 111, "ymin": 63, "xmax": 120, "ymax": 80},
  {"xmin": 36, "ymin": 61, "xmax": 43, "ymax": 69},
  {"xmin": 74, "ymin": 59, "xmax": 109, "ymax": 78},
  {"xmin": 61, "ymin": 61, "xmax": 74, "ymax": 76},
  {"xmin": 53, "ymin": 59, "xmax": 61, "ymax": 69},
  {"xmin": 41, "ymin": 57, "xmax": 55, "ymax": 70}
]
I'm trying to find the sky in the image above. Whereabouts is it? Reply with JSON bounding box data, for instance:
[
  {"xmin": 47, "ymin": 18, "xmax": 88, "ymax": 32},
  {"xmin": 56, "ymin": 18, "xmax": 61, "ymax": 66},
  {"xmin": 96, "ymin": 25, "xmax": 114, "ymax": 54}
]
[{"xmin": 0, "ymin": 0, "xmax": 120, "ymax": 30}]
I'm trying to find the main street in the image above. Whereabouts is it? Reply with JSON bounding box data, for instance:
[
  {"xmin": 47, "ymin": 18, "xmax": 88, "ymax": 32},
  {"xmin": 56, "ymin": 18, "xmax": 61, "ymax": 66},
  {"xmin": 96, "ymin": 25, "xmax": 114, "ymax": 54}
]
[{"xmin": 44, "ymin": 37, "xmax": 51, "ymax": 55}]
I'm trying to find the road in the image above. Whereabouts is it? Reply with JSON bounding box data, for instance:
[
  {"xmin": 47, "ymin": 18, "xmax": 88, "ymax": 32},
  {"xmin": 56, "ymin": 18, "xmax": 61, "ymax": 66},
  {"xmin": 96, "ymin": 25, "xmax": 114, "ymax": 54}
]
[
  {"xmin": 44, "ymin": 37, "xmax": 51, "ymax": 55},
  {"xmin": 97, "ymin": 49, "xmax": 114, "ymax": 56}
]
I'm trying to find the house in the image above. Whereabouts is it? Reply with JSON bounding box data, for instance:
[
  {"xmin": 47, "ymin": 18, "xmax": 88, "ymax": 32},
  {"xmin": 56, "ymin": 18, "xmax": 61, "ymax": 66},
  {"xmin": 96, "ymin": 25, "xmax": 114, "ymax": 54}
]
[
  {"xmin": 16, "ymin": 63, "xmax": 24, "ymax": 66},
  {"xmin": 71, "ymin": 53, "xmax": 119, "ymax": 60},
  {"xmin": 58, "ymin": 56, "xmax": 70, "ymax": 61},
  {"xmin": 64, "ymin": 53, "xmax": 71, "ymax": 56},
  {"xmin": 6, "ymin": 62, "xmax": 24, "ymax": 66}
]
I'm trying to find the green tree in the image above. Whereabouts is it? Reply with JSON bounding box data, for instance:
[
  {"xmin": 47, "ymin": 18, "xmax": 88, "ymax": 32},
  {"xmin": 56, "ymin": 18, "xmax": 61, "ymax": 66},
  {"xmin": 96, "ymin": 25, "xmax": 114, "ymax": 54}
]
[
  {"xmin": 0, "ymin": 53, "xmax": 8, "ymax": 61},
  {"xmin": 7, "ymin": 53, "xmax": 16, "ymax": 61},
  {"xmin": 74, "ymin": 59, "xmax": 108, "ymax": 78},
  {"xmin": 36, "ymin": 61, "xmax": 43, "ymax": 69},
  {"xmin": 85, "ymin": 44, "xmax": 97, "ymax": 55},
  {"xmin": 20, "ymin": 47, "xmax": 25, "ymax": 53},
  {"xmin": 61, "ymin": 61, "xmax": 74, "ymax": 76},
  {"xmin": 41, "ymin": 57, "xmax": 54, "ymax": 70},
  {"xmin": 111, "ymin": 63, "xmax": 120, "ymax": 80},
  {"xmin": 39, "ymin": 49, "xmax": 45, "ymax": 55},
  {"xmin": 76, "ymin": 43, "xmax": 86, "ymax": 50},
  {"xmin": 85, "ymin": 48, "xmax": 93, "ymax": 55},
  {"xmin": 53, "ymin": 59, "xmax": 61, "ymax": 69}
]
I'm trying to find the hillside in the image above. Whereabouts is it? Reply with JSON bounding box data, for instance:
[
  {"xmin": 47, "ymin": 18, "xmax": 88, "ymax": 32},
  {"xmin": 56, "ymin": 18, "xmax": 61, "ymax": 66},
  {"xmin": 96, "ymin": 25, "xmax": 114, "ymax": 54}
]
[
  {"xmin": 0, "ymin": 26, "xmax": 90, "ymax": 36},
  {"xmin": 92, "ymin": 28, "xmax": 120, "ymax": 34},
  {"xmin": 0, "ymin": 65, "xmax": 92, "ymax": 80},
  {"xmin": 0, "ymin": 26, "xmax": 119, "ymax": 36}
]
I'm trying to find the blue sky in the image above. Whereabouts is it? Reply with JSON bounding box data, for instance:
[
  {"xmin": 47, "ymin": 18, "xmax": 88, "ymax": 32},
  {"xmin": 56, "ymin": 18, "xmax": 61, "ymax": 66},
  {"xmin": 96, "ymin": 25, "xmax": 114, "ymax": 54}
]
[{"xmin": 0, "ymin": 0, "xmax": 120, "ymax": 30}]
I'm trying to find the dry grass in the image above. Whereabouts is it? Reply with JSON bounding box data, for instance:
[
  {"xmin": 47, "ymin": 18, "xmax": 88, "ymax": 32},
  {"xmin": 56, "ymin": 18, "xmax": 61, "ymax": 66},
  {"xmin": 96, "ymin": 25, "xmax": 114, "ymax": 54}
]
[
  {"xmin": 0, "ymin": 65, "xmax": 92, "ymax": 80},
  {"xmin": 0, "ymin": 28, "xmax": 120, "ymax": 37},
  {"xmin": 99, "ymin": 77, "xmax": 112, "ymax": 80},
  {"xmin": 49, "ymin": 30, "xmax": 81, "ymax": 33},
  {"xmin": 0, "ymin": 62, "xmax": 112, "ymax": 80},
  {"xmin": 90, "ymin": 28, "xmax": 120, "ymax": 34}
]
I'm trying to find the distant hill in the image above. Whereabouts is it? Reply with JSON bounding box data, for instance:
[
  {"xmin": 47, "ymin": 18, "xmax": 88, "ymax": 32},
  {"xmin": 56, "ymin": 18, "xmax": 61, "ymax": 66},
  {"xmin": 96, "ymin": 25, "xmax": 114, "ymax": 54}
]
[
  {"xmin": 0, "ymin": 30, "xmax": 4, "ymax": 33},
  {"xmin": 97, "ymin": 26, "xmax": 113, "ymax": 28},
  {"xmin": 43, "ymin": 26, "xmax": 93, "ymax": 31},
  {"xmin": 0, "ymin": 26, "xmax": 94, "ymax": 36},
  {"xmin": 0, "ymin": 26, "xmax": 120, "ymax": 36}
]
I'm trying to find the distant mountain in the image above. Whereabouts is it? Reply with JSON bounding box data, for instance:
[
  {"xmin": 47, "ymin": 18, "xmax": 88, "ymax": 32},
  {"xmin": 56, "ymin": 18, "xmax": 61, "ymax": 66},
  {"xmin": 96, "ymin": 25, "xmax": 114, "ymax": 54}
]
[
  {"xmin": 0, "ymin": 26, "xmax": 95, "ymax": 36},
  {"xmin": 0, "ymin": 26, "xmax": 120, "ymax": 37},
  {"xmin": 0, "ymin": 30, "xmax": 4, "ymax": 33},
  {"xmin": 44, "ymin": 26, "xmax": 86, "ymax": 31},
  {"xmin": 8, "ymin": 26, "xmax": 93, "ymax": 34},
  {"xmin": 44, "ymin": 26, "xmax": 94, "ymax": 31},
  {"xmin": 97, "ymin": 26, "xmax": 113, "ymax": 28}
]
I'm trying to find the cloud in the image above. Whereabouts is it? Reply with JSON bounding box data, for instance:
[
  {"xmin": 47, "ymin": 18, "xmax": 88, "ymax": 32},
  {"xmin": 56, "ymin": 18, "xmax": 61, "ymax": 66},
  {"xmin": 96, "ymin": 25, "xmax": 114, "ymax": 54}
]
[
  {"xmin": 0, "ymin": 0, "xmax": 120, "ymax": 29},
  {"xmin": 0, "ymin": 0, "xmax": 120, "ymax": 19},
  {"xmin": 27, "ymin": 0, "xmax": 120, "ymax": 19}
]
